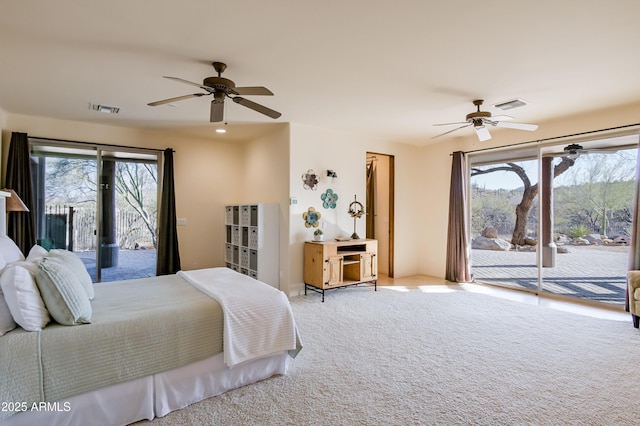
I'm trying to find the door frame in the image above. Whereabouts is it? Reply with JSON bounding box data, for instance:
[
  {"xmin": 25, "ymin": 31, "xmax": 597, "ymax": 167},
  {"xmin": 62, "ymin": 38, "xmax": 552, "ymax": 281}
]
[{"xmin": 366, "ymin": 151, "xmax": 395, "ymax": 278}]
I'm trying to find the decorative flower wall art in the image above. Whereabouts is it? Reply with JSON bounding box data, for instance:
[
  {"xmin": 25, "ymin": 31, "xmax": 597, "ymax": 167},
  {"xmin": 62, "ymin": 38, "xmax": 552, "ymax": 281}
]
[
  {"xmin": 321, "ymin": 189, "xmax": 338, "ymax": 209},
  {"xmin": 302, "ymin": 207, "xmax": 321, "ymax": 228},
  {"xmin": 302, "ymin": 169, "xmax": 318, "ymax": 190}
]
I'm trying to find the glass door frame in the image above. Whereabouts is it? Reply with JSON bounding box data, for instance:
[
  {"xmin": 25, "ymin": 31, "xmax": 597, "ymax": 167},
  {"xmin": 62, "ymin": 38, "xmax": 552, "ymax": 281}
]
[
  {"xmin": 466, "ymin": 129, "xmax": 640, "ymax": 307},
  {"xmin": 29, "ymin": 138, "xmax": 163, "ymax": 283}
]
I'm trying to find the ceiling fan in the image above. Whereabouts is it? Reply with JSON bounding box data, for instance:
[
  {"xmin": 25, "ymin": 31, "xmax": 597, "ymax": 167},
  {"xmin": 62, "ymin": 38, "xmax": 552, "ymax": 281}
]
[
  {"xmin": 546, "ymin": 143, "xmax": 617, "ymax": 159},
  {"xmin": 148, "ymin": 61, "xmax": 281, "ymax": 122},
  {"xmin": 432, "ymin": 99, "xmax": 538, "ymax": 141}
]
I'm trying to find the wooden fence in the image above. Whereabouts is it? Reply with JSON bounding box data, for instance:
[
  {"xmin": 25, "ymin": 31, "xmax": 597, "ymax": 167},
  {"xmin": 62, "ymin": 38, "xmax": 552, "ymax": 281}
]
[{"xmin": 43, "ymin": 205, "xmax": 156, "ymax": 251}]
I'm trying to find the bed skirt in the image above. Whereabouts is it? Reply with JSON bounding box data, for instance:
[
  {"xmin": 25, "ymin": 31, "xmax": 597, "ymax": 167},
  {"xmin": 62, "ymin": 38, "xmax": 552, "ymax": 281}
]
[{"xmin": 2, "ymin": 351, "xmax": 290, "ymax": 426}]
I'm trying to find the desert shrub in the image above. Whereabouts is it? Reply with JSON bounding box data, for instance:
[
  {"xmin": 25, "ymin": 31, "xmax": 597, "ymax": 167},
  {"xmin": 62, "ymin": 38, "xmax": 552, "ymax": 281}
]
[{"xmin": 568, "ymin": 224, "xmax": 590, "ymax": 238}]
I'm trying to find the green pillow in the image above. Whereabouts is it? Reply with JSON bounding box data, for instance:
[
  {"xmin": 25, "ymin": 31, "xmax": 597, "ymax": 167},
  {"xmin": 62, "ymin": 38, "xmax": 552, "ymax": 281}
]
[
  {"xmin": 36, "ymin": 258, "xmax": 92, "ymax": 326},
  {"xmin": 49, "ymin": 249, "xmax": 94, "ymax": 300}
]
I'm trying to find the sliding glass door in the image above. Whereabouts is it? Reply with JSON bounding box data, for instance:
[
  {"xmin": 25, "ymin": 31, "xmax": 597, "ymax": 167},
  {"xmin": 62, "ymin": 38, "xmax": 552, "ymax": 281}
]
[
  {"xmin": 470, "ymin": 153, "xmax": 539, "ymax": 292},
  {"xmin": 539, "ymin": 139, "xmax": 637, "ymax": 305},
  {"xmin": 469, "ymin": 134, "xmax": 638, "ymax": 308},
  {"xmin": 30, "ymin": 141, "xmax": 159, "ymax": 283}
]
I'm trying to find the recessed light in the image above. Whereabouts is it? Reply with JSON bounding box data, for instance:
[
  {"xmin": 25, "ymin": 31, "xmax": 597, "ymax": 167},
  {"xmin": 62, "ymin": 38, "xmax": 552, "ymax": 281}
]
[
  {"xmin": 492, "ymin": 98, "xmax": 528, "ymax": 110},
  {"xmin": 89, "ymin": 103, "xmax": 120, "ymax": 114}
]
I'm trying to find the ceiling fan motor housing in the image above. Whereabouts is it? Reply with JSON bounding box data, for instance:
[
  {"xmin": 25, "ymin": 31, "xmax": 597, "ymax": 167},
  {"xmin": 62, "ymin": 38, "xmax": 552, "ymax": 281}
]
[
  {"xmin": 203, "ymin": 76, "xmax": 236, "ymax": 92},
  {"xmin": 467, "ymin": 110, "xmax": 491, "ymax": 126}
]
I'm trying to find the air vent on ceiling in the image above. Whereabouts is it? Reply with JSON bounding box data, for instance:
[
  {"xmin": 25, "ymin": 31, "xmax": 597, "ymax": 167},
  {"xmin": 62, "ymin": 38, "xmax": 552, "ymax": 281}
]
[
  {"xmin": 89, "ymin": 103, "xmax": 120, "ymax": 114},
  {"xmin": 492, "ymin": 98, "xmax": 528, "ymax": 110}
]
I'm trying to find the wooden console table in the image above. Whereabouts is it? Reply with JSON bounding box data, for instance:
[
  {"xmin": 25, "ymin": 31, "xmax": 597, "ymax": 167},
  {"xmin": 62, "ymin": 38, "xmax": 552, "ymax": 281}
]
[{"xmin": 303, "ymin": 239, "xmax": 377, "ymax": 302}]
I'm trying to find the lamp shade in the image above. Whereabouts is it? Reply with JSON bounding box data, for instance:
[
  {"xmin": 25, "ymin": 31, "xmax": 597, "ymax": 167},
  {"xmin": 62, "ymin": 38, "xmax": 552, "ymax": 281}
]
[{"xmin": 3, "ymin": 189, "xmax": 29, "ymax": 212}]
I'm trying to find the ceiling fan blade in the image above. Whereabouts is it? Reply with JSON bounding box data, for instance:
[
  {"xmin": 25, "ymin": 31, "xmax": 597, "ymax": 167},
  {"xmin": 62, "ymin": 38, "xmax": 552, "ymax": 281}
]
[
  {"xmin": 475, "ymin": 125, "xmax": 492, "ymax": 141},
  {"xmin": 147, "ymin": 93, "xmax": 206, "ymax": 106},
  {"xmin": 542, "ymin": 152, "xmax": 569, "ymax": 158},
  {"xmin": 210, "ymin": 100, "xmax": 224, "ymax": 122},
  {"xmin": 164, "ymin": 76, "xmax": 215, "ymax": 93},
  {"xmin": 433, "ymin": 121, "xmax": 469, "ymax": 126},
  {"xmin": 585, "ymin": 148, "xmax": 618, "ymax": 154},
  {"xmin": 234, "ymin": 86, "xmax": 274, "ymax": 96},
  {"xmin": 232, "ymin": 97, "xmax": 281, "ymax": 119},
  {"xmin": 495, "ymin": 121, "xmax": 539, "ymax": 131},
  {"xmin": 431, "ymin": 123, "xmax": 472, "ymax": 139},
  {"xmin": 490, "ymin": 115, "xmax": 514, "ymax": 121}
]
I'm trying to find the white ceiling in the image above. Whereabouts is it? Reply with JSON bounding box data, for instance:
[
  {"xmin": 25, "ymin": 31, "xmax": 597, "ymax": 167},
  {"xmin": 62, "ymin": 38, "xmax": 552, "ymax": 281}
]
[{"xmin": 1, "ymin": 1, "xmax": 639, "ymax": 145}]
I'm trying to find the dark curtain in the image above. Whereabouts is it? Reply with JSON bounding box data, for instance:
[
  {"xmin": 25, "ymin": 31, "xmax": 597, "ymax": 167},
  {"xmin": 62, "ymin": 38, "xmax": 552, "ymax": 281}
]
[
  {"xmin": 445, "ymin": 151, "xmax": 471, "ymax": 282},
  {"xmin": 626, "ymin": 135, "xmax": 640, "ymax": 310},
  {"xmin": 156, "ymin": 148, "xmax": 181, "ymax": 275},
  {"xmin": 366, "ymin": 160, "xmax": 376, "ymax": 238},
  {"xmin": 6, "ymin": 132, "xmax": 36, "ymax": 255}
]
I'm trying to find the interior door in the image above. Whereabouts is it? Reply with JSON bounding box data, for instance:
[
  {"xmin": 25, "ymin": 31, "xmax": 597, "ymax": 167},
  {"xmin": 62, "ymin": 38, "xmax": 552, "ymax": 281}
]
[{"xmin": 366, "ymin": 152, "xmax": 394, "ymax": 278}]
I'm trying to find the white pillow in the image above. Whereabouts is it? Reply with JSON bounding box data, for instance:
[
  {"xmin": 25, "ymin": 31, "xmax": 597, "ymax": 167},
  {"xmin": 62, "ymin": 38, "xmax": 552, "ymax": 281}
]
[
  {"xmin": 0, "ymin": 253, "xmax": 6, "ymax": 275},
  {"xmin": 26, "ymin": 245, "xmax": 48, "ymax": 263},
  {"xmin": 48, "ymin": 249, "xmax": 94, "ymax": 301},
  {"xmin": 0, "ymin": 261, "xmax": 50, "ymax": 331},
  {"xmin": 0, "ymin": 287, "xmax": 17, "ymax": 335},
  {"xmin": 36, "ymin": 258, "xmax": 91, "ymax": 326},
  {"xmin": 0, "ymin": 235, "xmax": 25, "ymax": 264}
]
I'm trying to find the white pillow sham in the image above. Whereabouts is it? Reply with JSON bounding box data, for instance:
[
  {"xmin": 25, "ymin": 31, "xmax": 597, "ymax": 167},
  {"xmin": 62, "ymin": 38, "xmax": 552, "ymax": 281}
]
[
  {"xmin": 26, "ymin": 245, "xmax": 48, "ymax": 263},
  {"xmin": 36, "ymin": 258, "xmax": 91, "ymax": 326},
  {"xmin": 0, "ymin": 261, "xmax": 50, "ymax": 331},
  {"xmin": 48, "ymin": 249, "xmax": 94, "ymax": 301},
  {"xmin": 0, "ymin": 235, "xmax": 25, "ymax": 264}
]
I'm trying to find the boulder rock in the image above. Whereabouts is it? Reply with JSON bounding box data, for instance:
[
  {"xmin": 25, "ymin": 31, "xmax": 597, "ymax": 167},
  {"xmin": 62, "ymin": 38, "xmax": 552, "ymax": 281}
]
[
  {"xmin": 614, "ymin": 236, "xmax": 630, "ymax": 245},
  {"xmin": 472, "ymin": 236, "xmax": 511, "ymax": 251},
  {"xmin": 481, "ymin": 227, "xmax": 498, "ymax": 239},
  {"xmin": 584, "ymin": 234, "xmax": 603, "ymax": 244}
]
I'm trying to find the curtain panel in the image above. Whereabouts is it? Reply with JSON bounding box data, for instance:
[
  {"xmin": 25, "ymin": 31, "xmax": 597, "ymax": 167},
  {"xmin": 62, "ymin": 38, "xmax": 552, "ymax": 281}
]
[
  {"xmin": 445, "ymin": 151, "xmax": 471, "ymax": 283},
  {"xmin": 5, "ymin": 132, "xmax": 36, "ymax": 255},
  {"xmin": 627, "ymin": 135, "xmax": 640, "ymax": 310},
  {"xmin": 156, "ymin": 148, "xmax": 181, "ymax": 275}
]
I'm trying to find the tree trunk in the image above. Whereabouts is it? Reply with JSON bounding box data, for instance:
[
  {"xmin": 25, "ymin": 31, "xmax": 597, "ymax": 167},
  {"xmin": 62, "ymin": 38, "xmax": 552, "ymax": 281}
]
[
  {"xmin": 512, "ymin": 187, "xmax": 537, "ymax": 246},
  {"xmin": 473, "ymin": 157, "xmax": 575, "ymax": 247}
]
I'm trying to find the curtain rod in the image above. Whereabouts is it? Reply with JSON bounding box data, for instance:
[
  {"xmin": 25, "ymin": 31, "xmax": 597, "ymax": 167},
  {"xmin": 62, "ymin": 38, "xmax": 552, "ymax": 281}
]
[
  {"xmin": 451, "ymin": 122, "xmax": 640, "ymax": 156},
  {"xmin": 28, "ymin": 136, "xmax": 170, "ymax": 153}
]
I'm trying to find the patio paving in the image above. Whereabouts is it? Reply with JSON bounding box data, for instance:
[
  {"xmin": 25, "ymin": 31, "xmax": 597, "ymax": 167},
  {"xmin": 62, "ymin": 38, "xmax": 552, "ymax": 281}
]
[
  {"xmin": 76, "ymin": 249, "xmax": 157, "ymax": 282},
  {"xmin": 471, "ymin": 245, "xmax": 629, "ymax": 306}
]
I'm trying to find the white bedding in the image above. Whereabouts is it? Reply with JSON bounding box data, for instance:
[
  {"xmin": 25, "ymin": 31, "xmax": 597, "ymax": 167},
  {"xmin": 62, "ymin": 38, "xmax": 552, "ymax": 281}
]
[
  {"xmin": 178, "ymin": 267, "xmax": 298, "ymax": 368},
  {"xmin": 3, "ymin": 351, "xmax": 290, "ymax": 426},
  {"xmin": 0, "ymin": 267, "xmax": 302, "ymax": 425}
]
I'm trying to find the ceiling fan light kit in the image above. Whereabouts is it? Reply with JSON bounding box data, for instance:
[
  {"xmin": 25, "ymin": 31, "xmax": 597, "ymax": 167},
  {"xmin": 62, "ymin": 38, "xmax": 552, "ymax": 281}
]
[
  {"xmin": 432, "ymin": 99, "xmax": 538, "ymax": 141},
  {"xmin": 148, "ymin": 61, "xmax": 281, "ymax": 123}
]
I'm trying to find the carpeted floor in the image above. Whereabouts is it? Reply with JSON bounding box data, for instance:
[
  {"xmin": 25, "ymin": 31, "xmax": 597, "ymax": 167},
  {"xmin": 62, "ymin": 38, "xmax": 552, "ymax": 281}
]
[{"xmin": 137, "ymin": 284, "xmax": 640, "ymax": 425}]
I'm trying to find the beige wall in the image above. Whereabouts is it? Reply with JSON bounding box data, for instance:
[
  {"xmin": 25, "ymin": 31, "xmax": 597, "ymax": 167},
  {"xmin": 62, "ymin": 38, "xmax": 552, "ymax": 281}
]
[
  {"xmin": 417, "ymin": 100, "xmax": 640, "ymax": 280},
  {"xmin": 286, "ymin": 124, "xmax": 423, "ymax": 296},
  {"xmin": 238, "ymin": 124, "xmax": 291, "ymax": 291}
]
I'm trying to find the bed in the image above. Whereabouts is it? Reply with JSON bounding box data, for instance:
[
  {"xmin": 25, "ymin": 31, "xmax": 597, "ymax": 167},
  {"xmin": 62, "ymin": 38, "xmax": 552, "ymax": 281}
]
[{"xmin": 0, "ymin": 234, "xmax": 301, "ymax": 426}]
